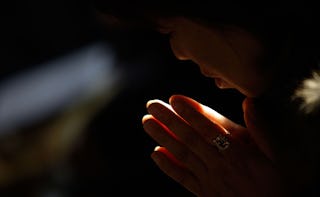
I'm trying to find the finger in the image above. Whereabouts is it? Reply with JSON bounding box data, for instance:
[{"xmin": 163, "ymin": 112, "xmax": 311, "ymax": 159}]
[
  {"xmin": 151, "ymin": 146, "xmax": 200, "ymax": 196},
  {"xmin": 242, "ymin": 97, "xmax": 274, "ymax": 160},
  {"xmin": 168, "ymin": 95, "xmax": 234, "ymax": 145},
  {"xmin": 169, "ymin": 95, "xmax": 247, "ymax": 137},
  {"xmin": 170, "ymin": 94, "xmax": 246, "ymax": 134},
  {"xmin": 146, "ymin": 100, "xmax": 220, "ymax": 161},
  {"xmin": 142, "ymin": 115, "xmax": 207, "ymax": 176}
]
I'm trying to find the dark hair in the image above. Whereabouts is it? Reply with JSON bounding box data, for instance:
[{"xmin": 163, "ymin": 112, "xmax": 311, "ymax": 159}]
[
  {"xmin": 94, "ymin": 1, "xmax": 320, "ymax": 88},
  {"xmin": 92, "ymin": 1, "xmax": 317, "ymax": 37}
]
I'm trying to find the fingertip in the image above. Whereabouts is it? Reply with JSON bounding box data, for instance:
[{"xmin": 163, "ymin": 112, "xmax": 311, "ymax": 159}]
[
  {"xmin": 147, "ymin": 99, "xmax": 172, "ymax": 108},
  {"xmin": 153, "ymin": 146, "xmax": 167, "ymax": 154},
  {"xmin": 169, "ymin": 94, "xmax": 186, "ymax": 103},
  {"xmin": 169, "ymin": 94, "xmax": 185, "ymax": 108},
  {"xmin": 142, "ymin": 114, "xmax": 153, "ymax": 123},
  {"xmin": 169, "ymin": 94, "xmax": 199, "ymax": 112},
  {"xmin": 151, "ymin": 150, "xmax": 162, "ymax": 164},
  {"xmin": 242, "ymin": 97, "xmax": 257, "ymax": 120},
  {"xmin": 151, "ymin": 146, "xmax": 164, "ymax": 162},
  {"xmin": 146, "ymin": 99, "xmax": 158, "ymax": 108},
  {"xmin": 242, "ymin": 98, "xmax": 250, "ymax": 110},
  {"xmin": 154, "ymin": 145, "xmax": 161, "ymax": 151},
  {"xmin": 242, "ymin": 97, "xmax": 255, "ymax": 110}
]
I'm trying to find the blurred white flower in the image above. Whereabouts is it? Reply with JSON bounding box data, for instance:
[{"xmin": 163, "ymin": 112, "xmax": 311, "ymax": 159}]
[{"xmin": 293, "ymin": 71, "xmax": 320, "ymax": 114}]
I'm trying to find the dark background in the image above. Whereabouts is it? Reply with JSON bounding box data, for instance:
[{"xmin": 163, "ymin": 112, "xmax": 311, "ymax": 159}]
[{"xmin": 0, "ymin": 0, "xmax": 245, "ymax": 196}]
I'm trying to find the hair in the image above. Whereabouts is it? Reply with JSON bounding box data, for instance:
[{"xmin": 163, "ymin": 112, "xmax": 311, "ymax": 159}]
[
  {"xmin": 94, "ymin": 1, "xmax": 320, "ymax": 103},
  {"xmin": 93, "ymin": 1, "xmax": 319, "ymax": 72}
]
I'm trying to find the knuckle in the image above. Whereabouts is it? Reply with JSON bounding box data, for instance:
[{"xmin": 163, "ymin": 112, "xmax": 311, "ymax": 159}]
[
  {"xmin": 175, "ymin": 147, "xmax": 192, "ymax": 164},
  {"xmin": 180, "ymin": 132, "xmax": 197, "ymax": 147}
]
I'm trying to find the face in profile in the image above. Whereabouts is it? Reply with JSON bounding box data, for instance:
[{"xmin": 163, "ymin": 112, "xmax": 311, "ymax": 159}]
[{"xmin": 157, "ymin": 17, "xmax": 275, "ymax": 98}]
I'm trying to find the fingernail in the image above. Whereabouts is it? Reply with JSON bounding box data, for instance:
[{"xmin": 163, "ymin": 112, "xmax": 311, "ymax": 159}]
[
  {"xmin": 141, "ymin": 114, "xmax": 152, "ymax": 124},
  {"xmin": 154, "ymin": 146, "xmax": 161, "ymax": 151},
  {"xmin": 146, "ymin": 99, "xmax": 157, "ymax": 108}
]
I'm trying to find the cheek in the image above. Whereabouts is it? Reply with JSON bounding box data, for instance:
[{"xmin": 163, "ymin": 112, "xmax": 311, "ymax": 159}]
[{"xmin": 226, "ymin": 70, "xmax": 272, "ymax": 97}]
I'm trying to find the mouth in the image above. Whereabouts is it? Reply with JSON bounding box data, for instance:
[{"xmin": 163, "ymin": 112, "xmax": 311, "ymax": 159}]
[
  {"xmin": 199, "ymin": 68, "xmax": 233, "ymax": 89},
  {"xmin": 214, "ymin": 78, "xmax": 233, "ymax": 89}
]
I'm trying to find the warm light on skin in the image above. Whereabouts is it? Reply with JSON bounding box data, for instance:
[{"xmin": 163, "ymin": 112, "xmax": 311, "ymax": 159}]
[
  {"xmin": 144, "ymin": 96, "xmax": 238, "ymax": 136},
  {"xmin": 154, "ymin": 146, "xmax": 161, "ymax": 151},
  {"xmin": 201, "ymin": 105, "xmax": 225, "ymax": 123},
  {"xmin": 144, "ymin": 99, "xmax": 183, "ymax": 125},
  {"xmin": 156, "ymin": 17, "xmax": 272, "ymax": 98},
  {"xmin": 200, "ymin": 105, "xmax": 230, "ymax": 134},
  {"xmin": 170, "ymin": 94, "xmax": 245, "ymax": 134},
  {"xmin": 146, "ymin": 99, "xmax": 174, "ymax": 111}
]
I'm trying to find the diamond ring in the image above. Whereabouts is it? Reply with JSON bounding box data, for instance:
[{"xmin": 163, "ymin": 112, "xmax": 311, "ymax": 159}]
[{"xmin": 212, "ymin": 134, "xmax": 230, "ymax": 151}]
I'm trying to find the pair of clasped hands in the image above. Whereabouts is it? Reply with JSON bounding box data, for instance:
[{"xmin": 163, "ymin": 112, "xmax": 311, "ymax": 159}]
[{"xmin": 142, "ymin": 94, "xmax": 285, "ymax": 197}]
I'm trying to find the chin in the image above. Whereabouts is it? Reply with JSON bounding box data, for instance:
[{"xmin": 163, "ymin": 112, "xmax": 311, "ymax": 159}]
[{"xmin": 233, "ymin": 87, "xmax": 257, "ymax": 98}]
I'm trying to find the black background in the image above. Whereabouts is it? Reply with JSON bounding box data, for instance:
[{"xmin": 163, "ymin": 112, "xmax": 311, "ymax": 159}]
[{"xmin": 0, "ymin": 0, "xmax": 245, "ymax": 196}]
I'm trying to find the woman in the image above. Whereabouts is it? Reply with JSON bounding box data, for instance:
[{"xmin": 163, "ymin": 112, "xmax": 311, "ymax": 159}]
[{"xmin": 93, "ymin": 1, "xmax": 320, "ymax": 196}]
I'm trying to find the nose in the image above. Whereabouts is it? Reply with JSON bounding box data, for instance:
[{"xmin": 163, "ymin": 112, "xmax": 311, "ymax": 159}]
[{"xmin": 169, "ymin": 39, "xmax": 189, "ymax": 61}]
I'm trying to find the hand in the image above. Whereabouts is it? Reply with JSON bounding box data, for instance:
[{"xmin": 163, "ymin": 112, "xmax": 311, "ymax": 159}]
[{"xmin": 142, "ymin": 94, "xmax": 285, "ymax": 197}]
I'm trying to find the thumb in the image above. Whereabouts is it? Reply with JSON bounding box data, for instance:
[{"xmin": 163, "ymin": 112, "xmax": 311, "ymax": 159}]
[{"xmin": 242, "ymin": 97, "xmax": 275, "ymax": 161}]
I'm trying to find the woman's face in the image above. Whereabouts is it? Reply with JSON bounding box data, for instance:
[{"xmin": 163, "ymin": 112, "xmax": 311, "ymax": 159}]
[{"xmin": 157, "ymin": 17, "xmax": 274, "ymax": 97}]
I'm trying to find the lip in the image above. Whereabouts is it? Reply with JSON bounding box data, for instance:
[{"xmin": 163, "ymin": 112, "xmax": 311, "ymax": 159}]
[
  {"xmin": 200, "ymin": 68, "xmax": 217, "ymax": 78},
  {"xmin": 199, "ymin": 67, "xmax": 233, "ymax": 89},
  {"xmin": 214, "ymin": 78, "xmax": 233, "ymax": 89}
]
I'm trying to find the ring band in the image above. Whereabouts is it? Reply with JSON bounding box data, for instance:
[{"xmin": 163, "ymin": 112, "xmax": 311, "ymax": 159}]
[{"xmin": 212, "ymin": 134, "xmax": 230, "ymax": 151}]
